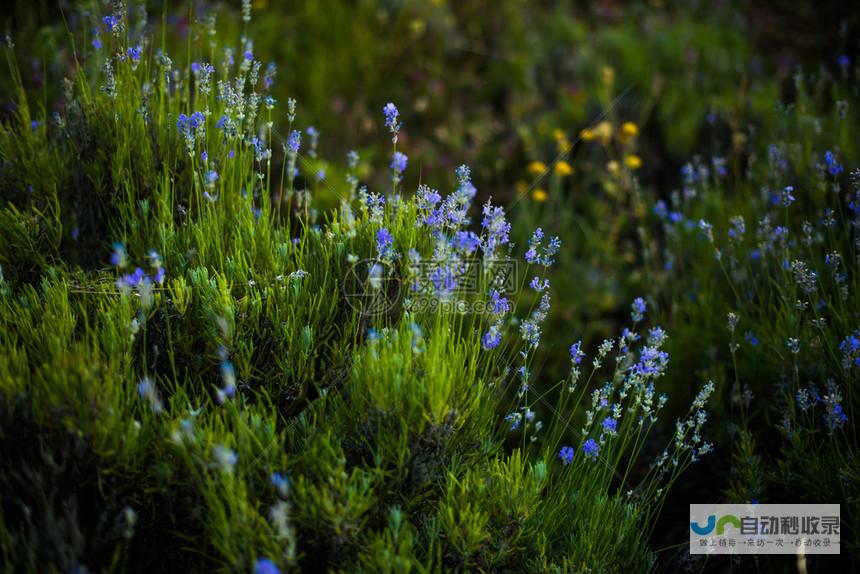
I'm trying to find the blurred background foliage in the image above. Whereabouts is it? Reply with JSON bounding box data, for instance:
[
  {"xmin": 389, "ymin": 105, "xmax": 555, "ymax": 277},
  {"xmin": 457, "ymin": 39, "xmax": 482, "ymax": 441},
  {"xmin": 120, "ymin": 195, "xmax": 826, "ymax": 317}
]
[{"xmin": 3, "ymin": 0, "xmax": 856, "ymax": 351}]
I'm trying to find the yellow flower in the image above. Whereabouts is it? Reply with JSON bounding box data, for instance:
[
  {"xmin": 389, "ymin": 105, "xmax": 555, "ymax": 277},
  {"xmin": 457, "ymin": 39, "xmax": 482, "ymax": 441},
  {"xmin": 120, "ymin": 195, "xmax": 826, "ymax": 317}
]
[
  {"xmin": 554, "ymin": 128, "xmax": 571, "ymax": 152},
  {"xmin": 607, "ymin": 160, "xmax": 620, "ymax": 176},
  {"xmin": 579, "ymin": 128, "xmax": 596, "ymax": 142},
  {"xmin": 554, "ymin": 161, "xmax": 574, "ymax": 177},
  {"xmin": 624, "ymin": 154, "xmax": 643, "ymax": 170},
  {"xmin": 531, "ymin": 188, "xmax": 548, "ymax": 202},
  {"xmin": 619, "ymin": 121, "xmax": 638, "ymax": 143},
  {"xmin": 594, "ymin": 121, "xmax": 613, "ymax": 145},
  {"xmin": 527, "ymin": 161, "xmax": 547, "ymax": 176}
]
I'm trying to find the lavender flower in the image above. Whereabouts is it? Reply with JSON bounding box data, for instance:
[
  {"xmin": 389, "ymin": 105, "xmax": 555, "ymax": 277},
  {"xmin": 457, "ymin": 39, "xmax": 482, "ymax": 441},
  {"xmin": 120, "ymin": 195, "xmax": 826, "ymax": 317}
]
[
  {"xmin": 390, "ymin": 151, "xmax": 408, "ymax": 185},
  {"xmin": 631, "ymin": 297, "xmax": 646, "ymax": 322},
  {"xmin": 505, "ymin": 412, "xmax": 522, "ymax": 432},
  {"xmin": 176, "ymin": 111, "xmax": 206, "ymax": 153},
  {"xmin": 489, "ymin": 290, "xmax": 511, "ymax": 316},
  {"xmin": 558, "ymin": 446, "xmax": 575, "ymax": 465},
  {"xmin": 481, "ymin": 325, "xmax": 502, "ymax": 350},
  {"xmin": 103, "ymin": 15, "xmax": 120, "ymax": 32},
  {"xmin": 127, "ymin": 46, "xmax": 143, "ymax": 66},
  {"xmin": 383, "ymin": 102, "xmax": 400, "ymax": 142},
  {"xmin": 569, "ymin": 341, "xmax": 584, "ymax": 364},
  {"xmin": 582, "ymin": 438, "xmax": 600, "ymax": 459},
  {"xmin": 524, "ymin": 227, "xmax": 561, "ymax": 267},
  {"xmin": 255, "ymin": 558, "xmax": 280, "ymax": 574},
  {"xmin": 376, "ymin": 227, "xmax": 394, "ymax": 260},
  {"xmin": 822, "ymin": 380, "xmax": 848, "ymax": 433},
  {"xmin": 455, "ymin": 231, "xmax": 480, "ymax": 254},
  {"xmin": 365, "ymin": 191, "xmax": 385, "ymax": 224},
  {"xmin": 271, "ymin": 472, "xmax": 290, "ymax": 497},
  {"xmin": 602, "ymin": 417, "xmax": 618, "ymax": 434},
  {"xmin": 137, "ymin": 377, "xmax": 164, "ymax": 414},
  {"xmin": 530, "ymin": 276, "xmax": 549, "ymax": 292},
  {"xmin": 110, "ymin": 243, "xmax": 128, "ymax": 267},
  {"xmin": 840, "ymin": 330, "xmax": 860, "ymax": 369},
  {"xmin": 520, "ymin": 291, "xmax": 551, "ymax": 349},
  {"xmin": 728, "ymin": 215, "xmax": 746, "ymax": 240},
  {"xmin": 481, "ymin": 200, "xmax": 511, "ymax": 256},
  {"xmin": 824, "ymin": 151, "xmax": 843, "ymax": 176},
  {"xmin": 287, "ymin": 130, "xmax": 301, "ymax": 153},
  {"xmin": 212, "ymin": 445, "xmax": 238, "ymax": 474}
]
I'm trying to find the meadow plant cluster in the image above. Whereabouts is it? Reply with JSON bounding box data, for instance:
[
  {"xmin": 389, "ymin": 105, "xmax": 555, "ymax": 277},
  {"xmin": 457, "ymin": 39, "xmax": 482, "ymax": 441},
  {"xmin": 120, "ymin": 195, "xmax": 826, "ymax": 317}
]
[
  {"xmin": 640, "ymin": 71, "xmax": 860, "ymax": 557},
  {"xmin": 0, "ymin": 2, "xmax": 723, "ymax": 573}
]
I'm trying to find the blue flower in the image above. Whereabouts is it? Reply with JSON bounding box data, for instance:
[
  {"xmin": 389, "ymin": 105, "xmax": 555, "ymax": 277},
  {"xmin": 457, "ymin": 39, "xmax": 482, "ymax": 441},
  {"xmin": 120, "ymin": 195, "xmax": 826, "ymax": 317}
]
[
  {"xmin": 176, "ymin": 112, "xmax": 205, "ymax": 151},
  {"xmin": 255, "ymin": 558, "xmax": 280, "ymax": 574},
  {"xmin": 287, "ymin": 130, "xmax": 301, "ymax": 153},
  {"xmin": 383, "ymin": 102, "xmax": 400, "ymax": 140},
  {"xmin": 365, "ymin": 192, "xmax": 385, "ymax": 224},
  {"xmin": 631, "ymin": 297, "xmax": 646, "ymax": 322},
  {"xmin": 569, "ymin": 341, "xmax": 584, "ymax": 364},
  {"xmin": 744, "ymin": 331, "xmax": 759, "ymax": 346},
  {"xmin": 103, "ymin": 15, "xmax": 119, "ymax": 32},
  {"xmin": 137, "ymin": 376, "xmax": 163, "ymax": 414},
  {"xmin": 824, "ymin": 150, "xmax": 843, "ymax": 176},
  {"xmin": 481, "ymin": 200, "xmax": 511, "ymax": 256},
  {"xmin": 630, "ymin": 346, "xmax": 669, "ymax": 377},
  {"xmin": 271, "ymin": 472, "xmax": 290, "ymax": 496},
  {"xmin": 116, "ymin": 267, "xmax": 147, "ymax": 290},
  {"xmin": 127, "ymin": 46, "xmax": 142, "ymax": 62},
  {"xmin": 582, "ymin": 438, "xmax": 599, "ymax": 459},
  {"xmin": 264, "ymin": 62, "xmax": 277, "ymax": 89},
  {"xmin": 781, "ymin": 185, "xmax": 795, "ymax": 207},
  {"xmin": 390, "ymin": 151, "xmax": 408, "ymax": 174},
  {"xmin": 558, "ymin": 446, "xmax": 575, "ymax": 465},
  {"xmin": 481, "ymin": 326, "xmax": 502, "ymax": 350},
  {"xmin": 840, "ymin": 330, "xmax": 860, "ymax": 369},
  {"xmin": 602, "ymin": 417, "xmax": 618, "ymax": 434},
  {"xmin": 530, "ymin": 276, "xmax": 549, "ymax": 292},
  {"xmin": 455, "ymin": 165, "xmax": 477, "ymax": 201},
  {"xmin": 489, "ymin": 290, "xmax": 511, "ymax": 316},
  {"xmin": 525, "ymin": 227, "xmax": 561, "ymax": 266},
  {"xmin": 110, "ymin": 243, "xmax": 127, "ymax": 267},
  {"xmin": 376, "ymin": 227, "xmax": 394, "ymax": 259},
  {"xmin": 455, "ymin": 231, "xmax": 480, "ymax": 254},
  {"xmin": 728, "ymin": 215, "xmax": 746, "ymax": 240}
]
